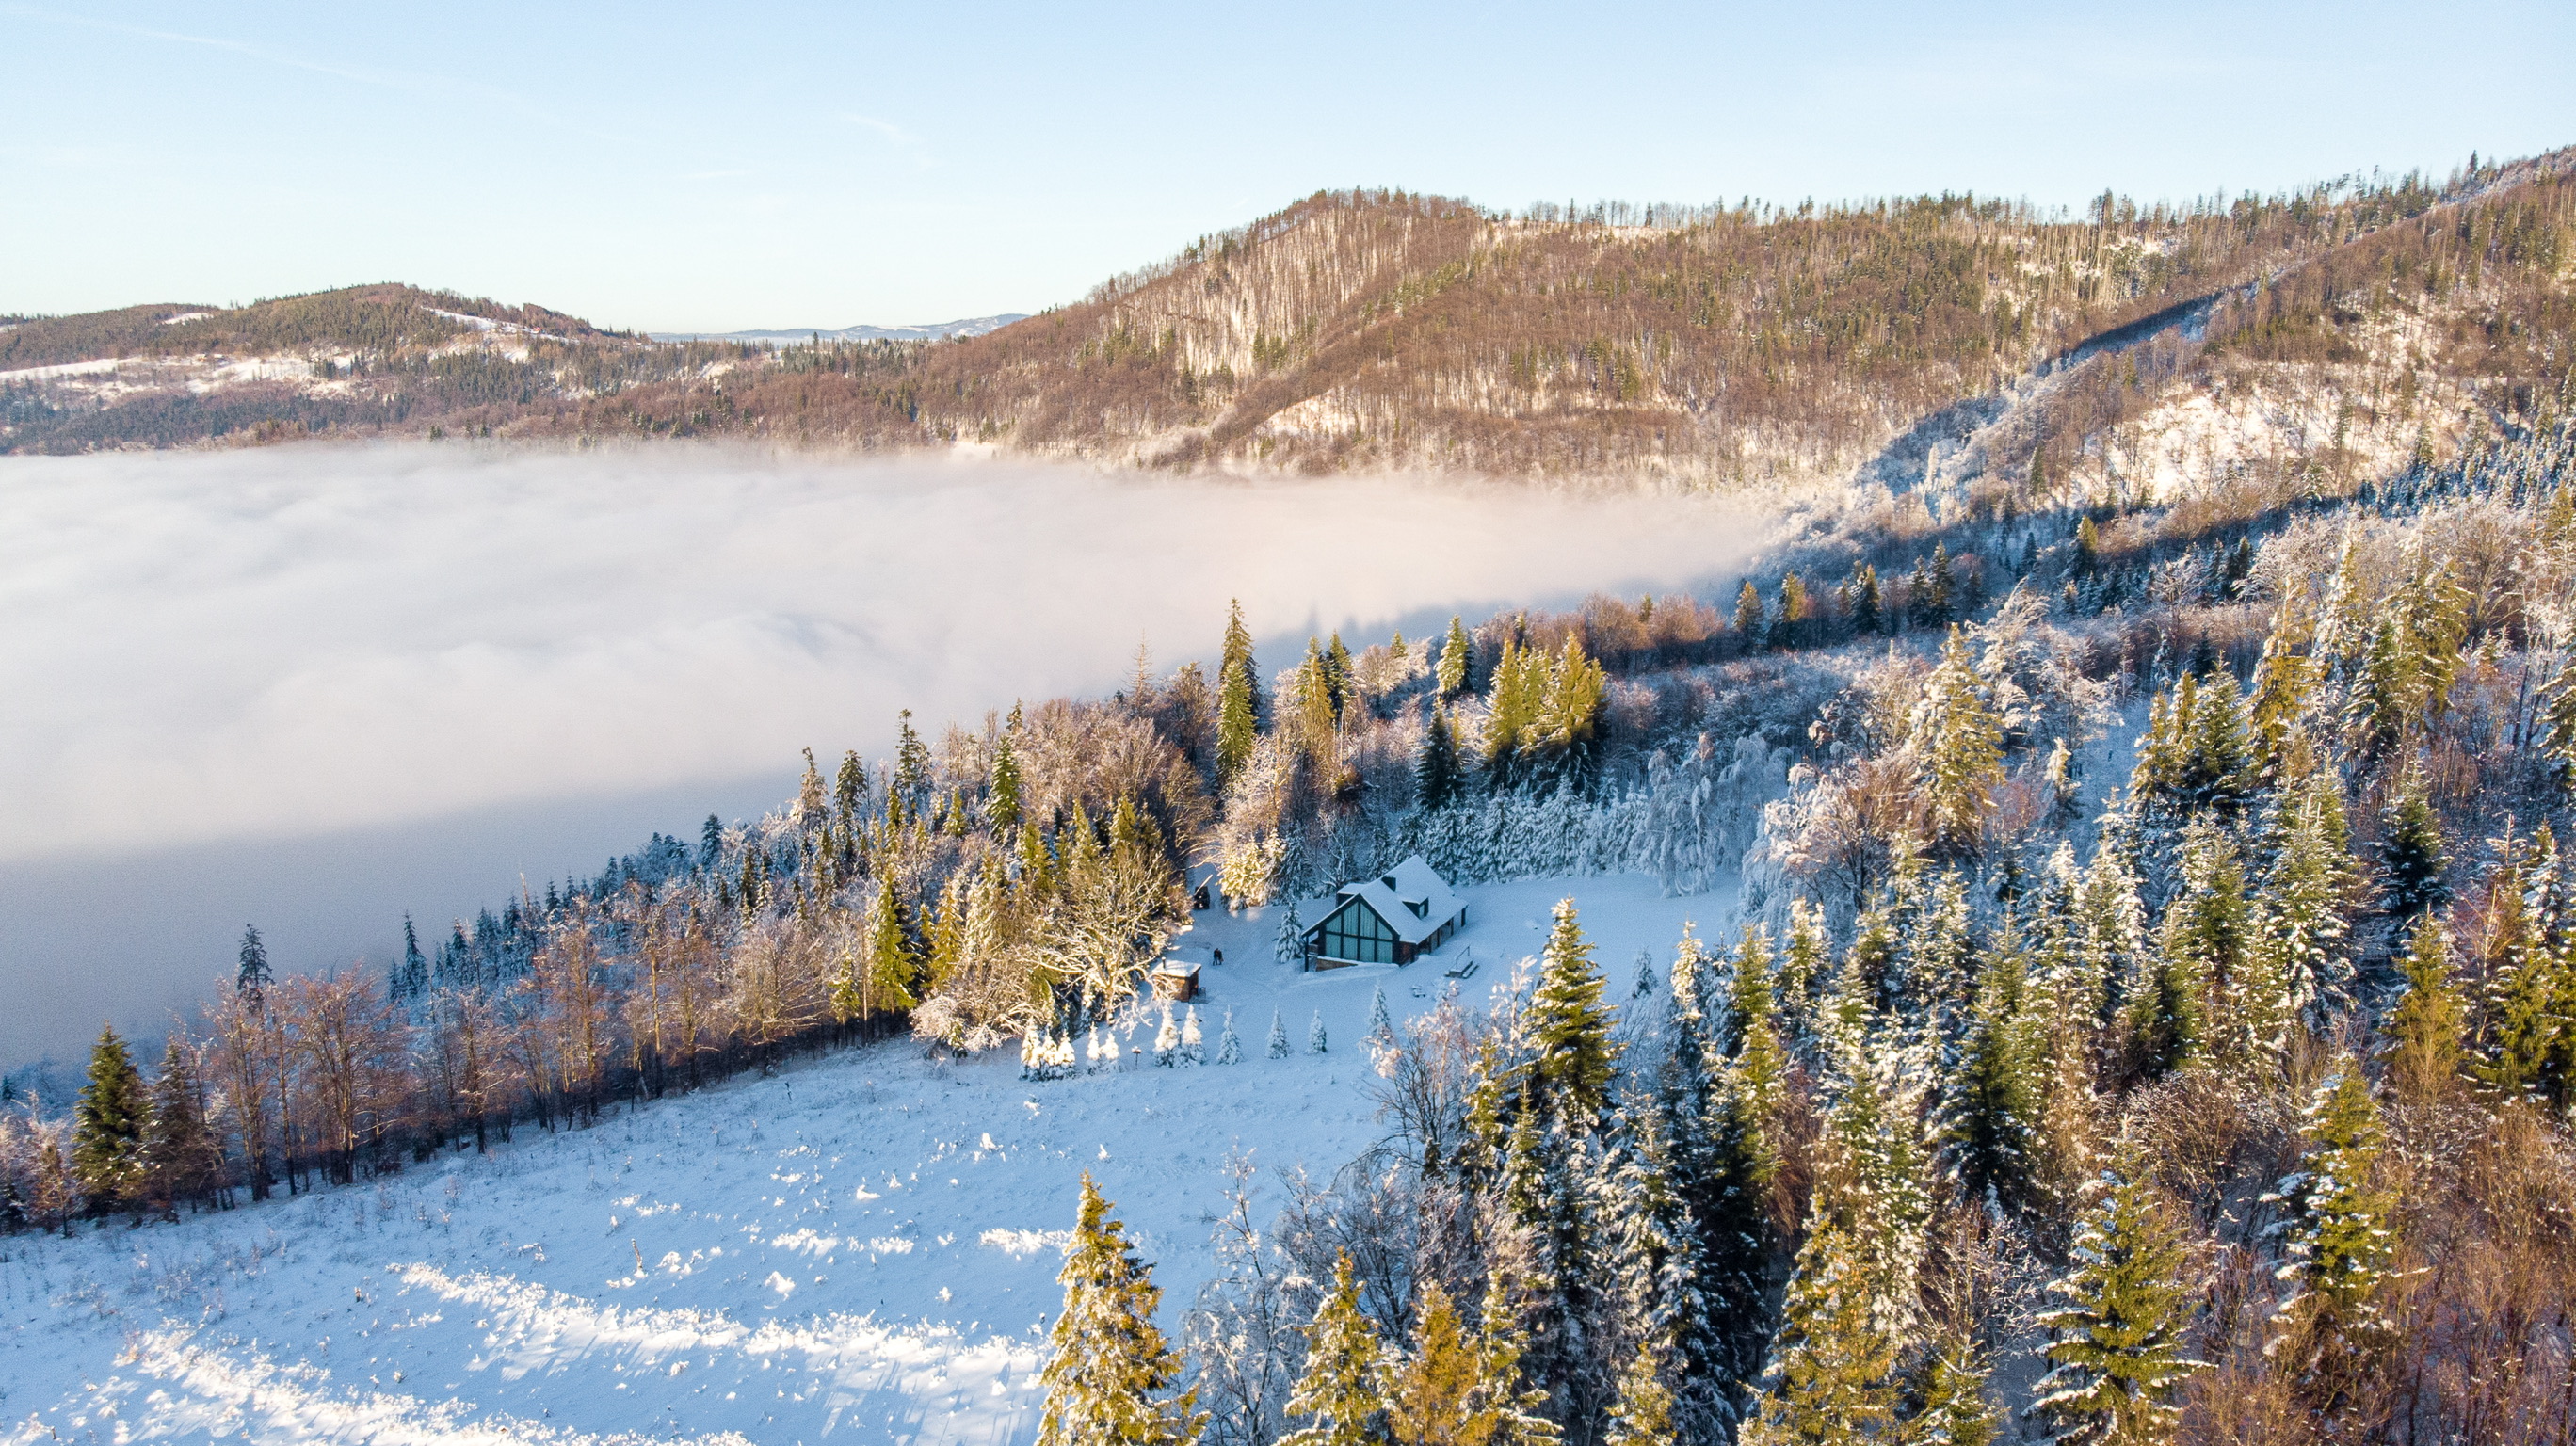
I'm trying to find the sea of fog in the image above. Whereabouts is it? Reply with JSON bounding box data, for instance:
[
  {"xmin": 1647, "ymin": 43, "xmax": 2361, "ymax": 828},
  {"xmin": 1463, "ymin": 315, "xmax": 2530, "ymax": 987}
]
[{"xmin": 0, "ymin": 442, "xmax": 1770, "ymax": 1068}]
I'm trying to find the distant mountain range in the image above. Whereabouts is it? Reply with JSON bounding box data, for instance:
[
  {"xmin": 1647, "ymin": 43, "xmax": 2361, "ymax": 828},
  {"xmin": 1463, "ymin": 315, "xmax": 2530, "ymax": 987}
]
[
  {"xmin": 648, "ymin": 315, "xmax": 1029, "ymax": 345},
  {"xmin": 5, "ymin": 146, "xmax": 2568, "ymax": 476}
]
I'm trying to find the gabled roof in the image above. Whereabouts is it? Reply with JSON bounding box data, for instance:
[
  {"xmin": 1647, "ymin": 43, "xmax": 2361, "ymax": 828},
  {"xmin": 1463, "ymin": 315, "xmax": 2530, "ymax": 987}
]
[{"xmin": 1327, "ymin": 854, "xmax": 1465, "ymax": 945}]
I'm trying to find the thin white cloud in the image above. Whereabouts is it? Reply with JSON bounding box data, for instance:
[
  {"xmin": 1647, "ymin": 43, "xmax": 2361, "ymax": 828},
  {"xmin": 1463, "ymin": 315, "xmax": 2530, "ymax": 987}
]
[{"xmin": 842, "ymin": 112, "xmax": 935, "ymax": 169}]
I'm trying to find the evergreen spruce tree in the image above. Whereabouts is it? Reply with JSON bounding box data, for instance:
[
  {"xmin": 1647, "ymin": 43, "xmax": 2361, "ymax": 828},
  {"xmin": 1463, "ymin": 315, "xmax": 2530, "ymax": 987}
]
[
  {"xmin": 1911, "ymin": 628, "xmax": 2004, "ymax": 858},
  {"xmin": 1278, "ymin": 899, "xmax": 1309, "ymax": 969},
  {"xmin": 1218, "ymin": 654, "xmax": 1259, "ymax": 789},
  {"xmin": 2480, "ymin": 824, "xmax": 2568, "ymax": 1101},
  {"xmin": 138, "ymin": 1039, "xmax": 219, "ymax": 1221},
  {"xmin": 1603, "ymin": 1336, "xmax": 1678, "ymax": 1446},
  {"xmin": 1222, "ymin": 598, "xmax": 1264, "ymax": 715},
  {"xmin": 894, "ymin": 709, "xmax": 933, "ymax": 811},
  {"xmin": 2265, "ymin": 1059, "xmax": 2399, "ymax": 1348},
  {"xmin": 1035, "ymin": 1174, "xmax": 1203, "ymax": 1446},
  {"xmin": 987, "ymin": 731, "xmax": 1025, "ymax": 833},
  {"xmin": 1153, "ymin": 1004, "xmax": 1180, "ymax": 1067},
  {"xmin": 2032, "ymin": 1154, "xmax": 2207, "ymax": 1445},
  {"xmin": 2540, "ymin": 652, "xmax": 2576, "ymax": 791},
  {"xmin": 1524, "ymin": 898, "xmax": 1618, "ymax": 1123},
  {"xmin": 836, "ymin": 748, "xmax": 868, "ymax": 824},
  {"xmin": 1739, "ymin": 1209, "xmax": 1898, "ymax": 1446},
  {"xmin": 2375, "ymin": 763, "xmax": 2449, "ymax": 926},
  {"xmin": 1736, "ymin": 581, "xmax": 1765, "ymax": 643},
  {"xmin": 1280, "ymin": 1254, "xmax": 1385, "ymax": 1446},
  {"xmin": 1473, "ymin": 1275, "xmax": 1561, "ymax": 1446},
  {"xmin": 1417, "ymin": 704, "xmax": 1465, "ymax": 811},
  {"xmin": 1851, "ymin": 566, "xmax": 1881, "ymax": 635},
  {"xmin": 860, "ymin": 878, "xmax": 922, "ymax": 1015},
  {"xmin": 1438, "ymin": 615, "xmax": 1474, "ymax": 698},
  {"xmin": 2254, "ymin": 766, "xmax": 2359, "ymax": 1035},
  {"xmin": 1631, "ymin": 947, "xmax": 1656, "ymax": 1000},
  {"xmin": 1383, "ymin": 1279, "xmax": 1477, "ymax": 1444},
  {"xmin": 1215, "ymin": 1010, "xmax": 1242, "ymax": 1065},
  {"xmin": 1900, "ymin": 1335, "xmax": 2001, "ymax": 1446},
  {"xmin": 2381, "ymin": 914, "xmax": 2464, "ymax": 1102},
  {"xmin": 1940, "ymin": 945, "xmax": 2042, "ymax": 1214},
  {"xmin": 1269, "ymin": 1009, "xmax": 1292, "ymax": 1059},
  {"xmin": 1367, "ymin": 983, "xmax": 1394, "ymax": 1044},
  {"xmin": 1310, "ymin": 1011, "xmax": 1329, "ymax": 1054},
  {"xmin": 236, "ymin": 924, "xmax": 271, "ymax": 1000},
  {"xmin": 72, "ymin": 1025, "xmax": 146, "ymax": 1216},
  {"xmin": 1182, "ymin": 1005, "xmax": 1204, "ymax": 1065}
]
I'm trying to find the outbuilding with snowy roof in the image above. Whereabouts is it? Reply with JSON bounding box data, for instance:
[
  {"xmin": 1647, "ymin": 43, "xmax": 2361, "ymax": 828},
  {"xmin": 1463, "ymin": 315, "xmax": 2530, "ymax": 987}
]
[{"xmin": 1301, "ymin": 854, "xmax": 1466, "ymax": 969}]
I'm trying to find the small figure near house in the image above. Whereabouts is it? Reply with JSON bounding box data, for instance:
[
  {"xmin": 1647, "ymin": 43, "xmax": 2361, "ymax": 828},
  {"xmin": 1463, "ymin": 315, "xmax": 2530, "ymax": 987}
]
[{"xmin": 1300, "ymin": 855, "xmax": 1466, "ymax": 970}]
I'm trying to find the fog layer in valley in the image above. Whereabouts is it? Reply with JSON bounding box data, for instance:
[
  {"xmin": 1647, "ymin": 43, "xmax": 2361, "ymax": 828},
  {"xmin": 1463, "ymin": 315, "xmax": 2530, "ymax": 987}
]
[{"xmin": 0, "ymin": 443, "xmax": 1767, "ymax": 1066}]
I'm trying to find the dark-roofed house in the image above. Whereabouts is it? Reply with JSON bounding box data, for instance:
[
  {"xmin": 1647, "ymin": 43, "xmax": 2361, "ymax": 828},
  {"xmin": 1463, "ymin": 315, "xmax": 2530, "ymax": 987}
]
[{"xmin": 1302, "ymin": 855, "xmax": 1467, "ymax": 969}]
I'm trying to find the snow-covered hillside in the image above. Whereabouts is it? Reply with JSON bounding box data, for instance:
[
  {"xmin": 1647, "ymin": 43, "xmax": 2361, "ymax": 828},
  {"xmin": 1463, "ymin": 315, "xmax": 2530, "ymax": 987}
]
[{"xmin": 0, "ymin": 876, "xmax": 1729, "ymax": 1446}]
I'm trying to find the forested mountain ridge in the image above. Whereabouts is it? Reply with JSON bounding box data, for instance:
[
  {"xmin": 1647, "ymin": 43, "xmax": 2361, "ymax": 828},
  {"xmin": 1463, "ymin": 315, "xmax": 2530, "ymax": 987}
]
[{"xmin": 8, "ymin": 147, "xmax": 2568, "ymax": 484}]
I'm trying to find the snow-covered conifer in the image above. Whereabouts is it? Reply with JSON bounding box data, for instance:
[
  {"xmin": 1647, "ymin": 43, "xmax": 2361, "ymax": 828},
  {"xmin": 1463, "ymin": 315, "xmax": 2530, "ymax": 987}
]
[
  {"xmin": 137, "ymin": 1039, "xmax": 218, "ymax": 1221},
  {"xmin": 1631, "ymin": 947, "xmax": 1656, "ymax": 1000},
  {"xmin": 1525, "ymin": 897, "xmax": 1617, "ymax": 1123},
  {"xmin": 2266, "ymin": 1058, "xmax": 2398, "ymax": 1349},
  {"xmin": 1279, "ymin": 1255, "xmax": 1382, "ymax": 1446},
  {"xmin": 1309, "ymin": 1011, "xmax": 1328, "ymax": 1055},
  {"xmin": 1153, "ymin": 1005, "xmax": 1180, "ymax": 1067},
  {"xmin": 1909, "ymin": 627, "xmax": 2004, "ymax": 858},
  {"xmin": 2032, "ymin": 1153, "xmax": 2207, "ymax": 1444},
  {"xmin": 1036, "ymin": 1174, "xmax": 1203, "ymax": 1446},
  {"xmin": 2381, "ymin": 914, "xmax": 2463, "ymax": 1102},
  {"xmin": 1215, "ymin": 1011, "xmax": 1241, "ymax": 1065},
  {"xmin": 2375, "ymin": 762, "xmax": 2449, "ymax": 925},
  {"xmin": 1902, "ymin": 1335, "xmax": 2001, "ymax": 1446},
  {"xmin": 1437, "ymin": 615, "xmax": 1473, "ymax": 698},
  {"xmin": 1277, "ymin": 899, "xmax": 1307, "ymax": 969},
  {"xmin": 1181, "ymin": 1006, "xmax": 1204, "ymax": 1065},
  {"xmin": 1739, "ymin": 1208, "xmax": 1897, "ymax": 1446},
  {"xmin": 1268, "ymin": 1010, "xmax": 1291, "ymax": 1059},
  {"xmin": 71, "ymin": 1025, "xmax": 145, "ymax": 1215},
  {"xmin": 1938, "ymin": 943, "xmax": 2042, "ymax": 1214},
  {"xmin": 1603, "ymin": 1335, "xmax": 1678, "ymax": 1446},
  {"xmin": 1366, "ymin": 983, "xmax": 1394, "ymax": 1044}
]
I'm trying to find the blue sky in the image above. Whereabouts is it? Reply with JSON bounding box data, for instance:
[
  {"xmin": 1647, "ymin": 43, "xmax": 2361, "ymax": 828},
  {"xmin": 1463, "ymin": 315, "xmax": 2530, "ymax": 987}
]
[{"xmin": 4, "ymin": 0, "xmax": 2569, "ymax": 332}]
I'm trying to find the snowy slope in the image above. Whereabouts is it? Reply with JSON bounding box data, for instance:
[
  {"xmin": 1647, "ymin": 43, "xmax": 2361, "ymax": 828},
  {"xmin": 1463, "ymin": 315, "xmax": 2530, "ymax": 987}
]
[{"xmin": 0, "ymin": 874, "xmax": 1731, "ymax": 1446}]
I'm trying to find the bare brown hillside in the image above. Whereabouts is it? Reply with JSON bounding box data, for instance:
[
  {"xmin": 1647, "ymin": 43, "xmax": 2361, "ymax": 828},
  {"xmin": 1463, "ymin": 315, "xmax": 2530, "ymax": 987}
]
[{"xmin": 7, "ymin": 151, "xmax": 2569, "ymax": 480}]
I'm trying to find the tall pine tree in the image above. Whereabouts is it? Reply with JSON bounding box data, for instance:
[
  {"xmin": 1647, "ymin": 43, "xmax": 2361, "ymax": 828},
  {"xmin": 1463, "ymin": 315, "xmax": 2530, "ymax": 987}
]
[{"xmin": 1036, "ymin": 1174, "xmax": 1203, "ymax": 1446}]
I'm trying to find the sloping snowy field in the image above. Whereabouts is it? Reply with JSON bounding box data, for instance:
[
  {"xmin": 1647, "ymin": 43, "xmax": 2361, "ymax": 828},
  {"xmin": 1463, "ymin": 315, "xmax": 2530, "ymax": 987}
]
[{"xmin": 0, "ymin": 875, "xmax": 1731, "ymax": 1446}]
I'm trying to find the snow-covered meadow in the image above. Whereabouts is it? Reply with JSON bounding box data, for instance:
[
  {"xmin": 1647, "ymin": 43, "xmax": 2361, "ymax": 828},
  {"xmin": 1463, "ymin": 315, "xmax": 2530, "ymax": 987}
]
[{"xmin": 0, "ymin": 875, "xmax": 1732, "ymax": 1445}]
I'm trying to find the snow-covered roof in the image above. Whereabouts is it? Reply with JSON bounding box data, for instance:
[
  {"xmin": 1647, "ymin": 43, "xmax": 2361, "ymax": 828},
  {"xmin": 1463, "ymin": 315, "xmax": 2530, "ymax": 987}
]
[
  {"xmin": 1329, "ymin": 854, "xmax": 1464, "ymax": 945},
  {"xmin": 1156, "ymin": 945, "xmax": 1214, "ymax": 974}
]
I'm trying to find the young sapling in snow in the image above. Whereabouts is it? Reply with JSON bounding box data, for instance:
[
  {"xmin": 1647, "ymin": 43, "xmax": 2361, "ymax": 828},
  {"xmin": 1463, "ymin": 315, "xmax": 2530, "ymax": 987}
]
[
  {"xmin": 1267, "ymin": 1010, "xmax": 1290, "ymax": 1059},
  {"xmin": 1366, "ymin": 983, "xmax": 1393, "ymax": 1043},
  {"xmin": 1153, "ymin": 1005, "xmax": 1179, "ymax": 1067},
  {"xmin": 1182, "ymin": 1006, "xmax": 1204, "ymax": 1065},
  {"xmin": 1308, "ymin": 1011, "xmax": 1328, "ymax": 1054},
  {"xmin": 1215, "ymin": 1011, "xmax": 1241, "ymax": 1065}
]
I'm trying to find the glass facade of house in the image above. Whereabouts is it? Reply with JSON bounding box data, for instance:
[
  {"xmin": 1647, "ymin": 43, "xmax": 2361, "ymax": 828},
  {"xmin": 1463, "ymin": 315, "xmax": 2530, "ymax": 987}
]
[{"xmin": 1314, "ymin": 897, "xmax": 1399, "ymax": 963}]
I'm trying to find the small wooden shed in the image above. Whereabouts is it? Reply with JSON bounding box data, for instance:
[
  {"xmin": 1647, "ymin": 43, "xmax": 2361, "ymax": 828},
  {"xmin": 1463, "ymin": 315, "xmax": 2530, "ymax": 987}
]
[{"xmin": 1152, "ymin": 945, "xmax": 1213, "ymax": 1001}]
